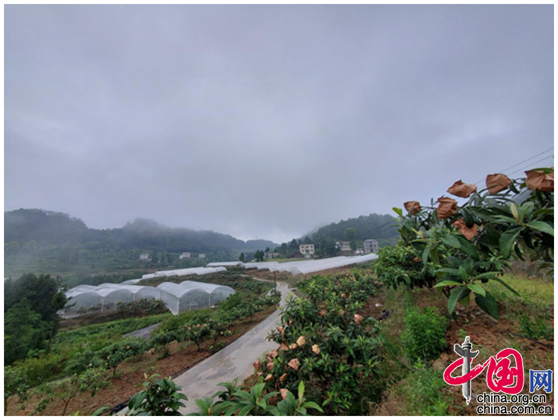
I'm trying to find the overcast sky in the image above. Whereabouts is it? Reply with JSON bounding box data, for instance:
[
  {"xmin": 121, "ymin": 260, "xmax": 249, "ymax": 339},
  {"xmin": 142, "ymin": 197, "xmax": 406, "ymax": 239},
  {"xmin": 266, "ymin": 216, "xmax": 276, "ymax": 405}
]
[{"xmin": 5, "ymin": 5, "xmax": 554, "ymax": 242}]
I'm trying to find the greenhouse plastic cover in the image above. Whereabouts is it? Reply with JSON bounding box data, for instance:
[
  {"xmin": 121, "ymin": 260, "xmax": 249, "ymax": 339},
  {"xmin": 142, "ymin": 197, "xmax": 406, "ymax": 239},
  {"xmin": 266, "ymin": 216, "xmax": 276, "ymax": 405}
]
[
  {"xmin": 64, "ymin": 284, "xmax": 162, "ymax": 313},
  {"xmin": 64, "ymin": 264, "xmax": 233, "ymax": 316},
  {"xmin": 156, "ymin": 281, "xmax": 235, "ymax": 315},
  {"xmin": 240, "ymin": 254, "xmax": 377, "ymax": 276},
  {"xmin": 64, "ymin": 279, "xmax": 234, "ymax": 316},
  {"xmin": 142, "ymin": 267, "xmax": 225, "ymax": 279},
  {"xmin": 121, "ymin": 278, "xmax": 141, "ymax": 285},
  {"xmin": 207, "ymin": 262, "xmax": 242, "ymax": 267},
  {"xmin": 242, "ymin": 262, "xmax": 280, "ymax": 270}
]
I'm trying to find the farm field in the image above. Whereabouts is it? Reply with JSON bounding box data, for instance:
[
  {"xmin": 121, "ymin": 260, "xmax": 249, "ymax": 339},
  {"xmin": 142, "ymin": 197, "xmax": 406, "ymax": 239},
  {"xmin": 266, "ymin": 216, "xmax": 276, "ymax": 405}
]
[
  {"xmin": 369, "ymin": 273, "xmax": 554, "ymax": 415},
  {"xmin": 4, "ymin": 4, "xmax": 553, "ymax": 417},
  {"xmin": 5, "ymin": 274, "xmax": 280, "ymax": 416},
  {"xmin": 231, "ymin": 267, "xmax": 554, "ymax": 416}
]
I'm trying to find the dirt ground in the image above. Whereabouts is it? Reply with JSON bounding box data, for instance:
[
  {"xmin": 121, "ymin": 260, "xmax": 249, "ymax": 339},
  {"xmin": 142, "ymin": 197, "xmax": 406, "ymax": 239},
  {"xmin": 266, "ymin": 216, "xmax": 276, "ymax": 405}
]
[{"xmin": 7, "ymin": 305, "xmax": 276, "ymax": 416}]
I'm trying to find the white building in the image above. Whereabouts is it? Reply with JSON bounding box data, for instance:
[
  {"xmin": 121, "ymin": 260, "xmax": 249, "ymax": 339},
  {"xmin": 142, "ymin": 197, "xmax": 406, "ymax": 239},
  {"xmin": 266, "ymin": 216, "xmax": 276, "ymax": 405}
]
[
  {"xmin": 336, "ymin": 241, "xmax": 352, "ymax": 252},
  {"xmin": 139, "ymin": 253, "xmax": 150, "ymax": 261},
  {"xmin": 364, "ymin": 239, "xmax": 379, "ymax": 254},
  {"xmin": 198, "ymin": 253, "xmax": 206, "ymax": 259},
  {"xmin": 299, "ymin": 244, "xmax": 315, "ymax": 256},
  {"xmin": 179, "ymin": 252, "xmax": 191, "ymax": 259}
]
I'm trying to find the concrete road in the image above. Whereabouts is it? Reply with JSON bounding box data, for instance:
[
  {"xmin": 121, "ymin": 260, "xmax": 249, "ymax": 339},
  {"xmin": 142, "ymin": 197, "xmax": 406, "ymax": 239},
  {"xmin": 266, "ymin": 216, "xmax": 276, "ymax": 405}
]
[
  {"xmin": 175, "ymin": 280, "xmax": 290, "ymax": 414},
  {"xmin": 123, "ymin": 322, "xmax": 161, "ymax": 340}
]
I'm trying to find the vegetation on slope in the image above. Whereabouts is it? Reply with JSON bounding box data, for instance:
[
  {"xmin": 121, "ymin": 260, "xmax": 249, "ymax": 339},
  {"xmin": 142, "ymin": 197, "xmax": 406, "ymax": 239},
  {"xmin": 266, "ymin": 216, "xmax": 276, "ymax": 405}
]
[{"xmin": 4, "ymin": 209, "xmax": 277, "ymax": 281}]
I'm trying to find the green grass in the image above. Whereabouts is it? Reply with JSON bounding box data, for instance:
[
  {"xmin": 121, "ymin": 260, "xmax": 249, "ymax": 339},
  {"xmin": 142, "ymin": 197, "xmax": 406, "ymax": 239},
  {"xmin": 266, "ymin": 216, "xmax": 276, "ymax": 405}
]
[
  {"xmin": 394, "ymin": 364, "xmax": 452, "ymax": 415},
  {"xmin": 484, "ymin": 273, "xmax": 554, "ymax": 306}
]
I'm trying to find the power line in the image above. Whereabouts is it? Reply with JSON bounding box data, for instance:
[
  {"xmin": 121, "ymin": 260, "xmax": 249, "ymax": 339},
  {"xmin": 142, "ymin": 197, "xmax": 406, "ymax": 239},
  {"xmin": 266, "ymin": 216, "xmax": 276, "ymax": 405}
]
[
  {"xmin": 315, "ymin": 148, "xmax": 556, "ymax": 241},
  {"xmin": 473, "ymin": 147, "xmax": 554, "ymax": 185},
  {"xmin": 369, "ymin": 150, "xmax": 554, "ymax": 238},
  {"xmin": 508, "ymin": 154, "xmax": 554, "ymax": 177}
]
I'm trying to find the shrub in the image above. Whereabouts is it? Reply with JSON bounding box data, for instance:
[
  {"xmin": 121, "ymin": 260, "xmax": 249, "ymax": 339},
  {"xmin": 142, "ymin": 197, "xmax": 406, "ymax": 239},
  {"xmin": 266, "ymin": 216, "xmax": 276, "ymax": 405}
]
[
  {"xmin": 4, "ymin": 365, "xmax": 29, "ymax": 414},
  {"xmin": 115, "ymin": 299, "xmax": 167, "ymax": 316},
  {"xmin": 399, "ymin": 364, "xmax": 450, "ymax": 416},
  {"xmin": 402, "ymin": 307, "xmax": 447, "ymax": 362},
  {"xmin": 95, "ymin": 338, "xmax": 146, "ymax": 377},
  {"xmin": 126, "ymin": 374, "xmax": 187, "ymax": 416},
  {"xmin": 374, "ymin": 245, "xmax": 437, "ymax": 290},
  {"xmin": 391, "ymin": 168, "xmax": 554, "ymax": 318},
  {"xmin": 13, "ymin": 353, "xmax": 65, "ymax": 387},
  {"xmin": 262, "ymin": 271, "xmax": 380, "ymax": 414}
]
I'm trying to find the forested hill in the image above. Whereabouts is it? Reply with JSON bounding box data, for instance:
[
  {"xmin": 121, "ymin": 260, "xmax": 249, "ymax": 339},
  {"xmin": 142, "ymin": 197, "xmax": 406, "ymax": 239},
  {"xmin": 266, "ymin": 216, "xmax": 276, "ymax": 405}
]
[
  {"xmin": 5, "ymin": 209, "xmax": 277, "ymax": 253},
  {"xmin": 311, "ymin": 213, "xmax": 399, "ymax": 244}
]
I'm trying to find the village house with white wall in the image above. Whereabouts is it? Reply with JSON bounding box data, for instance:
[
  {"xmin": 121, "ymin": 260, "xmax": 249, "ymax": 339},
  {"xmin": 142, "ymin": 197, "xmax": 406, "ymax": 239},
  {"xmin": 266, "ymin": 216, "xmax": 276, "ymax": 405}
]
[
  {"xmin": 299, "ymin": 244, "xmax": 315, "ymax": 257},
  {"xmin": 363, "ymin": 239, "xmax": 379, "ymax": 253}
]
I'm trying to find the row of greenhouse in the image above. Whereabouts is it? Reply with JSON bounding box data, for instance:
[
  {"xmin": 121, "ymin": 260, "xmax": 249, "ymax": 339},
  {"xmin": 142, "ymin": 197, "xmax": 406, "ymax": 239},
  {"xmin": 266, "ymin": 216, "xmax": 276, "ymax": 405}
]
[
  {"xmin": 207, "ymin": 253, "xmax": 378, "ymax": 276},
  {"xmin": 121, "ymin": 266, "xmax": 227, "ymax": 284},
  {"xmin": 64, "ymin": 278, "xmax": 234, "ymax": 316},
  {"xmin": 63, "ymin": 254, "xmax": 375, "ymax": 317}
]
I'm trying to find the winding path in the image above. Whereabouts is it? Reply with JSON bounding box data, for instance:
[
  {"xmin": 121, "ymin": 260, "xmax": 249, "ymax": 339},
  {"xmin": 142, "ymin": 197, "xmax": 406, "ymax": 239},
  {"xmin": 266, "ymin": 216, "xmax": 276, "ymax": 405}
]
[{"xmin": 174, "ymin": 279, "xmax": 290, "ymax": 414}]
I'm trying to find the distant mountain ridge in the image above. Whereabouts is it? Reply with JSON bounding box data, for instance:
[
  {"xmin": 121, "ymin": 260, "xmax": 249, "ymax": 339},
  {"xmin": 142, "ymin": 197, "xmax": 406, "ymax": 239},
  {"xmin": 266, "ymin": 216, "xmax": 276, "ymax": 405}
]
[
  {"xmin": 4, "ymin": 209, "xmax": 277, "ymax": 252},
  {"xmin": 310, "ymin": 212, "xmax": 399, "ymax": 243}
]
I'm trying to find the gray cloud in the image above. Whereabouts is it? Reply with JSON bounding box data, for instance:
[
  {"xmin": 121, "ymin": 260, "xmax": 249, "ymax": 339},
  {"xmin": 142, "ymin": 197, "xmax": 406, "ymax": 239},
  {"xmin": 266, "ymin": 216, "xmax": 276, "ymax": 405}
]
[{"xmin": 5, "ymin": 5, "xmax": 554, "ymax": 242}]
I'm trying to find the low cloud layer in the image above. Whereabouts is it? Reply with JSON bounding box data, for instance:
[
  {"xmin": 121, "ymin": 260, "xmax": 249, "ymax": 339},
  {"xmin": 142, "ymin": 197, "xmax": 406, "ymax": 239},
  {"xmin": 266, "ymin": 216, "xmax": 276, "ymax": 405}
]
[{"xmin": 5, "ymin": 5, "xmax": 553, "ymax": 242}]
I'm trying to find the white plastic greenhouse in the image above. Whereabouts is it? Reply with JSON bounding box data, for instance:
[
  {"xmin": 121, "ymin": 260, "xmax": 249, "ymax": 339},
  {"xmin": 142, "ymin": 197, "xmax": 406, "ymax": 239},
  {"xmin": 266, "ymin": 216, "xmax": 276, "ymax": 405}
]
[
  {"xmin": 121, "ymin": 278, "xmax": 141, "ymax": 285},
  {"xmin": 64, "ymin": 279, "xmax": 234, "ymax": 316},
  {"xmin": 243, "ymin": 262, "xmax": 280, "ymax": 270},
  {"xmin": 237, "ymin": 254, "xmax": 377, "ymax": 276},
  {"xmin": 141, "ymin": 266, "xmax": 226, "ymax": 280},
  {"xmin": 64, "ymin": 284, "xmax": 162, "ymax": 314},
  {"xmin": 207, "ymin": 262, "xmax": 242, "ymax": 267},
  {"xmin": 288, "ymin": 254, "xmax": 377, "ymax": 276},
  {"xmin": 157, "ymin": 281, "xmax": 235, "ymax": 315}
]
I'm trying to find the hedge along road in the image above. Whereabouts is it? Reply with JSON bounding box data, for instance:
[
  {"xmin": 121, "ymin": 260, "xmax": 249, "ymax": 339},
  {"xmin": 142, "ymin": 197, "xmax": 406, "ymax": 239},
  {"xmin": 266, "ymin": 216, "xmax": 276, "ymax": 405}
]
[{"xmin": 173, "ymin": 278, "xmax": 291, "ymax": 414}]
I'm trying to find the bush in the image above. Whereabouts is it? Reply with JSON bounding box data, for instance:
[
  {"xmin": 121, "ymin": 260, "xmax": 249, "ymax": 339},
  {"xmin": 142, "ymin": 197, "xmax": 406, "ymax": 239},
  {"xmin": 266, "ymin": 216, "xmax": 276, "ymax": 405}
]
[
  {"xmin": 13, "ymin": 353, "xmax": 65, "ymax": 387},
  {"xmin": 402, "ymin": 307, "xmax": 447, "ymax": 362},
  {"xmin": 115, "ymin": 299, "xmax": 167, "ymax": 316},
  {"xmin": 126, "ymin": 374, "xmax": 187, "ymax": 416},
  {"xmin": 374, "ymin": 245, "xmax": 437, "ymax": 290},
  {"xmin": 95, "ymin": 338, "xmax": 146, "ymax": 377},
  {"xmin": 399, "ymin": 364, "xmax": 450, "ymax": 416},
  {"xmin": 262, "ymin": 271, "xmax": 380, "ymax": 414}
]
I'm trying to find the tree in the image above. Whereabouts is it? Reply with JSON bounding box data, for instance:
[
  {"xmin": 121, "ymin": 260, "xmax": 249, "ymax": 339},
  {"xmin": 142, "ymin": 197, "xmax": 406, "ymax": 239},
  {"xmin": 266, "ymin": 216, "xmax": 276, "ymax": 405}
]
[
  {"xmin": 381, "ymin": 168, "xmax": 554, "ymax": 318},
  {"xmin": 254, "ymin": 250, "xmax": 265, "ymax": 262},
  {"xmin": 345, "ymin": 228, "xmax": 357, "ymax": 251},
  {"xmin": 288, "ymin": 239, "xmax": 299, "ymax": 250},
  {"xmin": 265, "ymin": 247, "xmax": 270, "ymax": 253},
  {"xmin": 96, "ymin": 338, "xmax": 146, "ymax": 377},
  {"xmin": 239, "ymin": 252, "xmax": 245, "ymax": 262},
  {"xmin": 5, "ymin": 273, "xmax": 67, "ymax": 323},
  {"xmin": 5, "ymin": 273, "xmax": 67, "ymax": 357},
  {"xmin": 59, "ymin": 368, "xmax": 109, "ymax": 416},
  {"xmin": 4, "ymin": 301, "xmax": 49, "ymax": 365}
]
